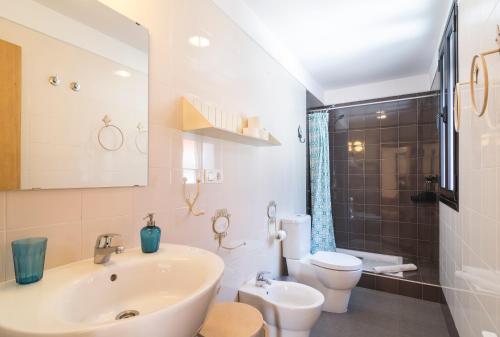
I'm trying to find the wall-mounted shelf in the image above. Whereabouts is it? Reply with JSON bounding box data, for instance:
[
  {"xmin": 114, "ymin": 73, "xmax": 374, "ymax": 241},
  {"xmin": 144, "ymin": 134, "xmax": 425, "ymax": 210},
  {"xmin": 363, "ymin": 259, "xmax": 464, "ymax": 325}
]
[{"xmin": 181, "ymin": 97, "xmax": 281, "ymax": 147}]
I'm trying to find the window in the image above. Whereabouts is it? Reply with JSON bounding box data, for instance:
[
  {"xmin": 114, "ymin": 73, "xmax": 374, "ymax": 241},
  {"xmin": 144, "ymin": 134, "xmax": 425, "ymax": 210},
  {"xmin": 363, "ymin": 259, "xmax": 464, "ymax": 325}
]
[{"xmin": 438, "ymin": 3, "xmax": 459, "ymax": 210}]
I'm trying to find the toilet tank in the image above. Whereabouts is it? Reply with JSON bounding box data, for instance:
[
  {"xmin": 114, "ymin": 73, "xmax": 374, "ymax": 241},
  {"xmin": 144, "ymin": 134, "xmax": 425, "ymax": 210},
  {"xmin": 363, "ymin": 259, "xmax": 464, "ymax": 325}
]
[{"xmin": 281, "ymin": 214, "xmax": 311, "ymax": 259}]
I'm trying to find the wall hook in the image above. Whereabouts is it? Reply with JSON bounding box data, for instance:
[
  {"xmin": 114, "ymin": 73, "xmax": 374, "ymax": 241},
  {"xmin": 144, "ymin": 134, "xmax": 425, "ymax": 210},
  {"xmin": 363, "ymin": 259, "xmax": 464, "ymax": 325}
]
[
  {"xmin": 183, "ymin": 177, "xmax": 205, "ymax": 216},
  {"xmin": 49, "ymin": 75, "xmax": 60, "ymax": 86},
  {"xmin": 297, "ymin": 125, "xmax": 306, "ymax": 143},
  {"xmin": 70, "ymin": 81, "xmax": 81, "ymax": 92}
]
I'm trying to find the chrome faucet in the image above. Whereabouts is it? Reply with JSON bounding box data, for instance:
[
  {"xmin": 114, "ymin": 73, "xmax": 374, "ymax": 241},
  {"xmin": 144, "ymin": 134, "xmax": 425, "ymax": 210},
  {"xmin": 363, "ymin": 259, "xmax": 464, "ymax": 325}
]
[
  {"xmin": 94, "ymin": 233, "xmax": 124, "ymax": 264},
  {"xmin": 256, "ymin": 271, "xmax": 272, "ymax": 287}
]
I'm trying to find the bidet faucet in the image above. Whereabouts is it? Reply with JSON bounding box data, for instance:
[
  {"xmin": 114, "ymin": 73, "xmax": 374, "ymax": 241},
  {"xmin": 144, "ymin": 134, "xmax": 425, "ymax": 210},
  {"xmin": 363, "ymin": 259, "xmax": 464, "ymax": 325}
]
[
  {"xmin": 94, "ymin": 233, "xmax": 125, "ymax": 264},
  {"xmin": 256, "ymin": 271, "xmax": 272, "ymax": 287}
]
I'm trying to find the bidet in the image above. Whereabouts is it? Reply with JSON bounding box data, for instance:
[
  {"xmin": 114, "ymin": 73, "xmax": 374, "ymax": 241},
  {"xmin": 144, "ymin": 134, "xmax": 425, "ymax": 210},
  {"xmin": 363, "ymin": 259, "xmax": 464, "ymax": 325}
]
[{"xmin": 239, "ymin": 279, "xmax": 324, "ymax": 337}]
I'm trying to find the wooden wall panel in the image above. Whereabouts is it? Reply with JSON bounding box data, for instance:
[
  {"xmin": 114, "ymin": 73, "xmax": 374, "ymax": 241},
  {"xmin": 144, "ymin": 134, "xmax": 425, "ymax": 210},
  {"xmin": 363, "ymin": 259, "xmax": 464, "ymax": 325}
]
[{"xmin": 0, "ymin": 39, "xmax": 21, "ymax": 190}]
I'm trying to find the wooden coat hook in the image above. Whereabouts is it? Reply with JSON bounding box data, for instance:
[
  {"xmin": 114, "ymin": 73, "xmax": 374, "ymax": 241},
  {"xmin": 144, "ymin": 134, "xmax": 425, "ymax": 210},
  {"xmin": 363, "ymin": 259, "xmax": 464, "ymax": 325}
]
[{"xmin": 183, "ymin": 177, "xmax": 205, "ymax": 216}]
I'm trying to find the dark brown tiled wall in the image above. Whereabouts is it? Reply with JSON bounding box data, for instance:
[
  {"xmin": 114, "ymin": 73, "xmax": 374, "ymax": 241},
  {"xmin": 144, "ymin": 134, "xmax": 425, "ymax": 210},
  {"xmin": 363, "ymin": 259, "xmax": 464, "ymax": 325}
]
[
  {"xmin": 357, "ymin": 273, "xmax": 445, "ymax": 303},
  {"xmin": 329, "ymin": 93, "xmax": 440, "ymax": 284}
]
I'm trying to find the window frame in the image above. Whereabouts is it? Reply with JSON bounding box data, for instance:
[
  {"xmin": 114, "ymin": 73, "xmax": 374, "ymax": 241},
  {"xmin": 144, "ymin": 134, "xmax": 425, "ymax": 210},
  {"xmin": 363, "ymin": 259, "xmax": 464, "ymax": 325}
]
[{"xmin": 438, "ymin": 3, "xmax": 459, "ymax": 210}]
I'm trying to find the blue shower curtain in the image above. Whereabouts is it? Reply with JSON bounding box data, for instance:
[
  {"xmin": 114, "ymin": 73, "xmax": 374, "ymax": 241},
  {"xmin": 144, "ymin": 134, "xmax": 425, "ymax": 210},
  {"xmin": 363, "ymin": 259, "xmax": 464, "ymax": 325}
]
[{"xmin": 308, "ymin": 112, "xmax": 336, "ymax": 254}]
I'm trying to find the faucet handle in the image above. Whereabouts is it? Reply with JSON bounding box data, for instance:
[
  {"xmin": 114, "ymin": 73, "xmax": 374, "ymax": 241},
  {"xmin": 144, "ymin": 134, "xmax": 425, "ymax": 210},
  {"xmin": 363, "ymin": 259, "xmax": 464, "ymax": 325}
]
[
  {"xmin": 95, "ymin": 233, "xmax": 121, "ymax": 248},
  {"xmin": 257, "ymin": 271, "xmax": 271, "ymax": 280}
]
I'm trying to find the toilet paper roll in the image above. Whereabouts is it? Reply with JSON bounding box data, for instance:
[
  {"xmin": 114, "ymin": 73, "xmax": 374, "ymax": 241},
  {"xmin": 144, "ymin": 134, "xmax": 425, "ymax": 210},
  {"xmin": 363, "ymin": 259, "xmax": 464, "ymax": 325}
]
[
  {"xmin": 243, "ymin": 127, "xmax": 260, "ymax": 138},
  {"xmin": 247, "ymin": 116, "xmax": 261, "ymax": 128},
  {"xmin": 274, "ymin": 230, "xmax": 287, "ymax": 241}
]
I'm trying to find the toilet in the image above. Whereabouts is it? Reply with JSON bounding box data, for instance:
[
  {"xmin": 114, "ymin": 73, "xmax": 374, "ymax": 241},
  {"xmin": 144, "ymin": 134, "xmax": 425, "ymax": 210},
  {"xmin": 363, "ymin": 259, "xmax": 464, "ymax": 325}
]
[{"xmin": 281, "ymin": 215, "xmax": 362, "ymax": 313}]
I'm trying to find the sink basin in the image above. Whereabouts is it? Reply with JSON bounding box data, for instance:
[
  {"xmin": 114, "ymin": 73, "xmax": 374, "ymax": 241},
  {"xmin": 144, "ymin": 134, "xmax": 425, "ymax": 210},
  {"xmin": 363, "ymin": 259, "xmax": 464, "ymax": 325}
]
[{"xmin": 0, "ymin": 244, "xmax": 224, "ymax": 337}]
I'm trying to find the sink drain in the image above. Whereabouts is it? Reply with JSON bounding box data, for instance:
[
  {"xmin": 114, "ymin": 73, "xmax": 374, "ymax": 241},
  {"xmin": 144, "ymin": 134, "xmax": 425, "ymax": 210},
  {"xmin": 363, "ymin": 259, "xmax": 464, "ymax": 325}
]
[{"xmin": 115, "ymin": 310, "xmax": 140, "ymax": 320}]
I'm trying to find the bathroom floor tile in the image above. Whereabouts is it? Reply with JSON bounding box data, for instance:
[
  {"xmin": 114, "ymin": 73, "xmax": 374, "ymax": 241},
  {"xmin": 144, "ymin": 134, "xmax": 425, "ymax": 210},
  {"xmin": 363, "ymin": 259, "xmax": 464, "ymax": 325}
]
[{"xmin": 311, "ymin": 287, "xmax": 452, "ymax": 337}]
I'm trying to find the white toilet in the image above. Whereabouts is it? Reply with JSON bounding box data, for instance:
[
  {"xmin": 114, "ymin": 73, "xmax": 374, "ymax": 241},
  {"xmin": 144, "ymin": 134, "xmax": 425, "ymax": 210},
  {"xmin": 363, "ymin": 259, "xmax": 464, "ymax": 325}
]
[{"xmin": 281, "ymin": 214, "xmax": 362, "ymax": 313}]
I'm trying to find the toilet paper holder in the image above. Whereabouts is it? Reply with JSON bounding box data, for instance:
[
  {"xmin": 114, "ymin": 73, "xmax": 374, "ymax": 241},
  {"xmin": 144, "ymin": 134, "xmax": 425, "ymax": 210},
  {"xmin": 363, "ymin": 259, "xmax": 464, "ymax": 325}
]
[{"xmin": 267, "ymin": 201, "xmax": 286, "ymax": 241}]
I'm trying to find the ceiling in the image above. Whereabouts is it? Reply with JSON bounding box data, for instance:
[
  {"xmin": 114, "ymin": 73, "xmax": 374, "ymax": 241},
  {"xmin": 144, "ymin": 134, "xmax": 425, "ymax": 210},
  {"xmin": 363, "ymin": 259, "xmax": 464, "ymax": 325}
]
[{"xmin": 241, "ymin": 0, "xmax": 452, "ymax": 91}]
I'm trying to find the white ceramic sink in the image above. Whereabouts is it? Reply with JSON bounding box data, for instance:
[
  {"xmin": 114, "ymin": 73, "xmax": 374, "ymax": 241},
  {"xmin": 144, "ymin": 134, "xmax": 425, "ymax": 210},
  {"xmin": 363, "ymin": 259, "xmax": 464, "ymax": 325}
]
[{"xmin": 0, "ymin": 244, "xmax": 224, "ymax": 337}]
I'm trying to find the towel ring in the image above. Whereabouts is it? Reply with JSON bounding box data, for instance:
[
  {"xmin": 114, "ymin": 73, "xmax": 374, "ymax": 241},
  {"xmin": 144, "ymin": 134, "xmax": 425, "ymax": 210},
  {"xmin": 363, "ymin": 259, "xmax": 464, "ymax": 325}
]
[
  {"xmin": 98, "ymin": 115, "xmax": 124, "ymax": 151},
  {"xmin": 470, "ymin": 48, "xmax": 500, "ymax": 117},
  {"xmin": 135, "ymin": 123, "xmax": 148, "ymax": 154}
]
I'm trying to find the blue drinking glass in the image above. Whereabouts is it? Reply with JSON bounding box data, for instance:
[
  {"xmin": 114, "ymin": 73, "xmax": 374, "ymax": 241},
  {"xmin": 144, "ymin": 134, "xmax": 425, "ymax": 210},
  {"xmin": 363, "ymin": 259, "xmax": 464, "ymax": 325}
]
[{"xmin": 11, "ymin": 237, "xmax": 48, "ymax": 285}]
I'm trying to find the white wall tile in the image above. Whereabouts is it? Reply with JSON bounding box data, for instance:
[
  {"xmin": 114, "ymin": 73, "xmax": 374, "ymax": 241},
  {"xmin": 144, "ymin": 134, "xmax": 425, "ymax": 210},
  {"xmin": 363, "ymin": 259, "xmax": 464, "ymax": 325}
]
[{"xmin": 441, "ymin": 1, "xmax": 500, "ymax": 335}]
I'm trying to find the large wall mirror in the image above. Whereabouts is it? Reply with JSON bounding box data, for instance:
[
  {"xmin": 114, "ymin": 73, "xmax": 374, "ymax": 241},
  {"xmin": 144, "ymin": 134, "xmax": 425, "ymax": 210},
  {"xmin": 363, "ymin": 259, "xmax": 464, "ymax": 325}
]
[{"xmin": 0, "ymin": 0, "xmax": 149, "ymax": 190}]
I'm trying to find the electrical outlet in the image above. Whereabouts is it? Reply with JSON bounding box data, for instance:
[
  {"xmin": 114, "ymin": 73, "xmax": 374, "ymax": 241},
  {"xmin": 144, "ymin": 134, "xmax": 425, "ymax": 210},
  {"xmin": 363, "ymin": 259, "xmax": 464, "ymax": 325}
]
[{"xmin": 204, "ymin": 169, "xmax": 223, "ymax": 184}]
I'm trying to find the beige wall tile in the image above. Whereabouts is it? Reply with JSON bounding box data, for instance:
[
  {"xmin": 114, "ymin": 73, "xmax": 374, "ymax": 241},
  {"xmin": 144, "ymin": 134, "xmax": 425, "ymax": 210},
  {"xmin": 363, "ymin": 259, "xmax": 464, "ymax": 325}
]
[
  {"xmin": 5, "ymin": 222, "xmax": 82, "ymax": 280},
  {"xmin": 82, "ymin": 188, "xmax": 133, "ymax": 220},
  {"xmin": 133, "ymin": 167, "xmax": 172, "ymax": 215},
  {"xmin": 6, "ymin": 190, "xmax": 81, "ymax": 229}
]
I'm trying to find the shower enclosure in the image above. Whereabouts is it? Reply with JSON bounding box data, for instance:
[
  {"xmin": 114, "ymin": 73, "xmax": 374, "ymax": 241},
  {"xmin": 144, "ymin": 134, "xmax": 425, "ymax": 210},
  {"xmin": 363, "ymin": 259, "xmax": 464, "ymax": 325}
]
[{"xmin": 307, "ymin": 92, "xmax": 442, "ymax": 302}]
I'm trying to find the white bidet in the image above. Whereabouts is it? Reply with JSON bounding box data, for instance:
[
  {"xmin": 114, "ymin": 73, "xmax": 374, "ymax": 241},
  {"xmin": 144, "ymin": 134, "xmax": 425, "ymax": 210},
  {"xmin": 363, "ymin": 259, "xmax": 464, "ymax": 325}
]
[{"xmin": 239, "ymin": 279, "xmax": 324, "ymax": 337}]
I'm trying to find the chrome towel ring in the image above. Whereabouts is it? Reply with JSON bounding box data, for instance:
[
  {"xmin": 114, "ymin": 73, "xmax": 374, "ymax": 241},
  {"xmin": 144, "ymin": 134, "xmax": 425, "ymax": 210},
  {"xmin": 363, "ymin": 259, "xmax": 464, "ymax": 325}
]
[{"xmin": 98, "ymin": 115, "xmax": 124, "ymax": 151}]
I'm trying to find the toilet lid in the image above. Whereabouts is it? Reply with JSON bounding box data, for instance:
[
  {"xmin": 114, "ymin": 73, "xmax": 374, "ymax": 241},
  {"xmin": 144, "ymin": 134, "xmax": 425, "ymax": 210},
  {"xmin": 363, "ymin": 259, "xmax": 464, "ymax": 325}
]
[{"xmin": 310, "ymin": 251, "xmax": 362, "ymax": 271}]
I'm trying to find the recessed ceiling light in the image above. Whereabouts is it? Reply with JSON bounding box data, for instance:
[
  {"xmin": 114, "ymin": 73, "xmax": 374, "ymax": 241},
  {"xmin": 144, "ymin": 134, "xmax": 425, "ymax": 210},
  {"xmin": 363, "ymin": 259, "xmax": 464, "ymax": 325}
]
[
  {"xmin": 114, "ymin": 70, "xmax": 131, "ymax": 78},
  {"xmin": 189, "ymin": 35, "xmax": 210, "ymax": 48}
]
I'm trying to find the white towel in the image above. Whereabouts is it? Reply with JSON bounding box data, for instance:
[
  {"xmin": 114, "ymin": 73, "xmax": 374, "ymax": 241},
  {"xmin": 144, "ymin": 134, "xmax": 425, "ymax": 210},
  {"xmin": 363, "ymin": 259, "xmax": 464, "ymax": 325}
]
[{"xmin": 373, "ymin": 264, "xmax": 417, "ymax": 274}]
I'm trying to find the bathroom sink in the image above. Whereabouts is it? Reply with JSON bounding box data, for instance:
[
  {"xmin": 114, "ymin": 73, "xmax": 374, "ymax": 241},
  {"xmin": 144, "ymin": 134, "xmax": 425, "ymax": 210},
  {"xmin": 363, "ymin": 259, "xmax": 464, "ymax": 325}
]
[{"xmin": 0, "ymin": 244, "xmax": 224, "ymax": 337}]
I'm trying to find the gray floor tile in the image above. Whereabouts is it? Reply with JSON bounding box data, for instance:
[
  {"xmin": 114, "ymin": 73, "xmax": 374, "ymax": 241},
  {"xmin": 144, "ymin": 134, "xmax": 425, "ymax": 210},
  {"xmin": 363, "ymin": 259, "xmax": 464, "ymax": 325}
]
[{"xmin": 311, "ymin": 287, "xmax": 451, "ymax": 337}]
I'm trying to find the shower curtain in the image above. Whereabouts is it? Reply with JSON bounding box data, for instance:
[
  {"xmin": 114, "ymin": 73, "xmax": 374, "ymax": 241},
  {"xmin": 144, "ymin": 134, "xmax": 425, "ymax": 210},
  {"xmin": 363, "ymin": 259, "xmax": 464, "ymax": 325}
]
[{"xmin": 308, "ymin": 112, "xmax": 336, "ymax": 254}]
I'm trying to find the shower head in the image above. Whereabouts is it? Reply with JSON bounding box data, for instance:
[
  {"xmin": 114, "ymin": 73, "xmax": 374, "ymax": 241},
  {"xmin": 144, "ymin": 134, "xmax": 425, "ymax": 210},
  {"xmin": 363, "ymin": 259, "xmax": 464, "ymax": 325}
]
[{"xmin": 333, "ymin": 114, "xmax": 345, "ymax": 124}]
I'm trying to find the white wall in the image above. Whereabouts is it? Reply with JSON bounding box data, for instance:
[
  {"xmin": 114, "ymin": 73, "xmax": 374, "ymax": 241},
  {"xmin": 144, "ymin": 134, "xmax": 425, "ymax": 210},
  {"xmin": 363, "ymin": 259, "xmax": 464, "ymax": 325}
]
[
  {"xmin": 324, "ymin": 74, "xmax": 431, "ymax": 104},
  {"xmin": 210, "ymin": 0, "xmax": 325, "ymax": 101},
  {"xmin": 0, "ymin": 0, "xmax": 306, "ymax": 301},
  {"xmin": 439, "ymin": 0, "xmax": 500, "ymax": 336}
]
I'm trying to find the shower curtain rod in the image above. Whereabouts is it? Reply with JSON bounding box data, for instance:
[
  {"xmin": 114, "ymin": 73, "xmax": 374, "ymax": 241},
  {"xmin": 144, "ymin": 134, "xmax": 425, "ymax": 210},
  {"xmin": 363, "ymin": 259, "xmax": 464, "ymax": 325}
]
[{"xmin": 307, "ymin": 92, "xmax": 439, "ymax": 113}]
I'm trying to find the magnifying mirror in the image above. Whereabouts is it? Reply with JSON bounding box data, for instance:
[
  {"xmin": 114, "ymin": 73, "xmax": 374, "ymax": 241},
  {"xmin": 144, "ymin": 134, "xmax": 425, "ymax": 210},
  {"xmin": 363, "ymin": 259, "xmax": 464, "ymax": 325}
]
[{"xmin": 212, "ymin": 209, "xmax": 231, "ymax": 236}]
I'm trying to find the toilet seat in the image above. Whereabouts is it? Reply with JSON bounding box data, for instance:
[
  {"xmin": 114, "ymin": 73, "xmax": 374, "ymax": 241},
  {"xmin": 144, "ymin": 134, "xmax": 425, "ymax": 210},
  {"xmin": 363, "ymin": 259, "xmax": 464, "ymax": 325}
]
[{"xmin": 310, "ymin": 251, "xmax": 362, "ymax": 271}]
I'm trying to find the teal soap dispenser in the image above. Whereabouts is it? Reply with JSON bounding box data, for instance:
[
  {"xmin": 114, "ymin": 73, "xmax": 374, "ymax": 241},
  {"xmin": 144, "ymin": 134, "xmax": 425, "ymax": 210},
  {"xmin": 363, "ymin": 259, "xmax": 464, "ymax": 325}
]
[{"xmin": 141, "ymin": 213, "xmax": 161, "ymax": 253}]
